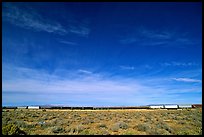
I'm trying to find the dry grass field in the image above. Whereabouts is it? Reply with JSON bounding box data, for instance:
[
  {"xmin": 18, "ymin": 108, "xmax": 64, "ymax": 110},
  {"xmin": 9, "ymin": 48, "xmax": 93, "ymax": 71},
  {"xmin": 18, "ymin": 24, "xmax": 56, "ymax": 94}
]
[{"xmin": 2, "ymin": 108, "xmax": 202, "ymax": 135}]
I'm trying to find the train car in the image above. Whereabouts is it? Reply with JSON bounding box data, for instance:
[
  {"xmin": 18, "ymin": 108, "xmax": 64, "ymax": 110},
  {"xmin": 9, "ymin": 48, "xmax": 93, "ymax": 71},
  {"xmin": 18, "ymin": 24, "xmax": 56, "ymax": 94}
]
[
  {"xmin": 83, "ymin": 107, "xmax": 94, "ymax": 110},
  {"xmin": 28, "ymin": 106, "xmax": 40, "ymax": 109},
  {"xmin": 17, "ymin": 106, "xmax": 28, "ymax": 109},
  {"xmin": 71, "ymin": 107, "xmax": 83, "ymax": 110},
  {"xmin": 3, "ymin": 106, "xmax": 17, "ymax": 109},
  {"xmin": 164, "ymin": 104, "xmax": 178, "ymax": 109},
  {"xmin": 40, "ymin": 106, "xmax": 52, "ymax": 109},
  {"xmin": 149, "ymin": 105, "xmax": 164, "ymax": 109},
  {"xmin": 178, "ymin": 104, "xmax": 192, "ymax": 109},
  {"xmin": 192, "ymin": 104, "xmax": 202, "ymax": 108},
  {"xmin": 50, "ymin": 106, "xmax": 62, "ymax": 109},
  {"xmin": 61, "ymin": 107, "xmax": 72, "ymax": 109}
]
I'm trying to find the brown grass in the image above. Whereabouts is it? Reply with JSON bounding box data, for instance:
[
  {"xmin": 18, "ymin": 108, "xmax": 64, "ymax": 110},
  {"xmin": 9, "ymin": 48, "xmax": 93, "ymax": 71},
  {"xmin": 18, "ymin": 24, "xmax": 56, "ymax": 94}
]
[{"xmin": 2, "ymin": 108, "xmax": 202, "ymax": 135}]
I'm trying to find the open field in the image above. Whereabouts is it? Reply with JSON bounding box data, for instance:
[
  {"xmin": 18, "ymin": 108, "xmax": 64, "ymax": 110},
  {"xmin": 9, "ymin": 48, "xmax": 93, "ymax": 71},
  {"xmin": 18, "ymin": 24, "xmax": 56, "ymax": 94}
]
[{"xmin": 2, "ymin": 108, "xmax": 202, "ymax": 135}]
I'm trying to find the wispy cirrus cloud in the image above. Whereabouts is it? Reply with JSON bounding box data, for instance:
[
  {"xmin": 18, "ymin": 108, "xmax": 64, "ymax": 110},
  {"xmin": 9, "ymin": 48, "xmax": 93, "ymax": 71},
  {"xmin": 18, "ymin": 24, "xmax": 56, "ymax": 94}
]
[
  {"xmin": 2, "ymin": 3, "xmax": 67, "ymax": 35},
  {"xmin": 172, "ymin": 78, "xmax": 201, "ymax": 83},
  {"xmin": 120, "ymin": 65, "xmax": 135, "ymax": 70},
  {"xmin": 64, "ymin": 16, "xmax": 90, "ymax": 37},
  {"xmin": 119, "ymin": 27, "xmax": 198, "ymax": 47},
  {"xmin": 119, "ymin": 65, "xmax": 152, "ymax": 72},
  {"xmin": 68, "ymin": 25, "xmax": 90, "ymax": 37},
  {"xmin": 78, "ymin": 69, "xmax": 92, "ymax": 74},
  {"xmin": 2, "ymin": 3, "xmax": 90, "ymax": 37},
  {"xmin": 161, "ymin": 61, "xmax": 197, "ymax": 67},
  {"xmin": 140, "ymin": 28, "xmax": 171, "ymax": 40},
  {"xmin": 58, "ymin": 40, "xmax": 78, "ymax": 46}
]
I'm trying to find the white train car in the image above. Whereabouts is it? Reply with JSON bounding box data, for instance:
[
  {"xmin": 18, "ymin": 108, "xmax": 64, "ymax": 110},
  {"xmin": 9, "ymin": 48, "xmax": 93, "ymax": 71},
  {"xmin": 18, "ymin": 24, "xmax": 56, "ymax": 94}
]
[
  {"xmin": 17, "ymin": 106, "xmax": 28, "ymax": 109},
  {"xmin": 178, "ymin": 104, "xmax": 192, "ymax": 109},
  {"xmin": 164, "ymin": 104, "xmax": 178, "ymax": 109},
  {"xmin": 149, "ymin": 105, "xmax": 164, "ymax": 109},
  {"xmin": 28, "ymin": 106, "xmax": 40, "ymax": 109}
]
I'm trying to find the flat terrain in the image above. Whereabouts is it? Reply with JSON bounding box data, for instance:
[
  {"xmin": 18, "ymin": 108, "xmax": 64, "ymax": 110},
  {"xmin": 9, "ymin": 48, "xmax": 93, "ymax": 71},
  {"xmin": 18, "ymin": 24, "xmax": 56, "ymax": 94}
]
[{"xmin": 2, "ymin": 108, "xmax": 202, "ymax": 135}]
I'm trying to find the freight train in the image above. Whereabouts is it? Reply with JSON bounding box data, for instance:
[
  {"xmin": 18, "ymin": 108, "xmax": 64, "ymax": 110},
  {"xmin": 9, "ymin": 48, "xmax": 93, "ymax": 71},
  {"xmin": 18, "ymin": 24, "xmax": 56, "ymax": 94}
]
[{"xmin": 2, "ymin": 104, "xmax": 201, "ymax": 110}]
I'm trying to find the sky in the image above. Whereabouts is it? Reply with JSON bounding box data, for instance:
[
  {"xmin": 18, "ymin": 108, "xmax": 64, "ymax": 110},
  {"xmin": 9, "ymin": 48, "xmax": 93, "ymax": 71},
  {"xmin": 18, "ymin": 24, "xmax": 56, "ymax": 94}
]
[{"xmin": 2, "ymin": 2, "xmax": 202, "ymax": 106}]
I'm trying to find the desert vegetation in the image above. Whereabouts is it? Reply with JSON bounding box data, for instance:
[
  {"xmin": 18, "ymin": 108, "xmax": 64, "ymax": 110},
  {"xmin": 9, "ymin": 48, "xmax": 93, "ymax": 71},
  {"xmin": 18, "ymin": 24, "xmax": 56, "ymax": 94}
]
[{"xmin": 2, "ymin": 108, "xmax": 202, "ymax": 135}]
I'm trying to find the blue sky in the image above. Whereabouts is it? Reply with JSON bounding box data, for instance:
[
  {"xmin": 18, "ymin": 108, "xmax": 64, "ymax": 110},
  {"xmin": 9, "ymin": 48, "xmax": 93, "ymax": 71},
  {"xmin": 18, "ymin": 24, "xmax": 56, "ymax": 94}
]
[{"xmin": 2, "ymin": 2, "xmax": 202, "ymax": 106}]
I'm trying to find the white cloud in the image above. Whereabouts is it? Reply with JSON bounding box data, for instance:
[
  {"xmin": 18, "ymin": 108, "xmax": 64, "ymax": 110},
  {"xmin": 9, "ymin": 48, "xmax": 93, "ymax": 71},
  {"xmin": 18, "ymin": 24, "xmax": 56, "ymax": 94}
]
[
  {"xmin": 2, "ymin": 3, "xmax": 90, "ymax": 37},
  {"xmin": 119, "ymin": 27, "xmax": 197, "ymax": 47},
  {"xmin": 2, "ymin": 64, "xmax": 202, "ymax": 106},
  {"xmin": 140, "ymin": 29, "xmax": 171, "ymax": 39},
  {"xmin": 120, "ymin": 65, "xmax": 135, "ymax": 70},
  {"xmin": 59, "ymin": 40, "xmax": 78, "ymax": 46},
  {"xmin": 2, "ymin": 66, "xmax": 140, "ymax": 95},
  {"xmin": 69, "ymin": 25, "xmax": 90, "ymax": 37},
  {"xmin": 161, "ymin": 62, "xmax": 197, "ymax": 67},
  {"xmin": 2, "ymin": 3, "xmax": 67, "ymax": 35},
  {"xmin": 172, "ymin": 78, "xmax": 201, "ymax": 83},
  {"xmin": 78, "ymin": 69, "xmax": 92, "ymax": 74}
]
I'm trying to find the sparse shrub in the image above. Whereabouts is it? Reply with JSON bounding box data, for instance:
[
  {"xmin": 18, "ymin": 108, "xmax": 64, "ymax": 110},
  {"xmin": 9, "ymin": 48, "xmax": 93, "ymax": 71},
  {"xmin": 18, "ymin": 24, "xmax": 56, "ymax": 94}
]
[
  {"xmin": 134, "ymin": 113, "xmax": 140, "ymax": 118},
  {"xmin": 80, "ymin": 129, "xmax": 96, "ymax": 135},
  {"xmin": 43, "ymin": 117, "xmax": 48, "ymax": 120},
  {"xmin": 123, "ymin": 119, "xmax": 132, "ymax": 123},
  {"xmin": 79, "ymin": 129, "xmax": 90, "ymax": 135},
  {"xmin": 76, "ymin": 124, "xmax": 85, "ymax": 133},
  {"xmin": 52, "ymin": 119, "xmax": 65, "ymax": 126},
  {"xmin": 71, "ymin": 127, "xmax": 77, "ymax": 133},
  {"xmin": 2, "ymin": 117, "xmax": 12, "ymax": 126},
  {"xmin": 5, "ymin": 117, "xmax": 11, "ymax": 122},
  {"xmin": 31, "ymin": 114, "xmax": 39, "ymax": 118},
  {"xmin": 73, "ymin": 114, "xmax": 79, "ymax": 118},
  {"xmin": 100, "ymin": 129, "xmax": 110, "ymax": 135},
  {"xmin": 2, "ymin": 124, "xmax": 26, "ymax": 135},
  {"xmin": 98, "ymin": 115, "xmax": 104, "ymax": 120},
  {"xmin": 65, "ymin": 127, "xmax": 72, "ymax": 133},
  {"xmin": 117, "ymin": 121, "xmax": 128, "ymax": 129},
  {"xmin": 52, "ymin": 126, "xmax": 64, "ymax": 133},
  {"xmin": 178, "ymin": 120, "xmax": 186, "ymax": 125},
  {"xmin": 136, "ymin": 123, "xmax": 150, "ymax": 132},
  {"xmin": 82, "ymin": 118, "xmax": 94, "ymax": 125},
  {"xmin": 71, "ymin": 124, "xmax": 85, "ymax": 134},
  {"xmin": 111, "ymin": 124, "xmax": 120, "ymax": 132},
  {"xmin": 27, "ymin": 123, "xmax": 37, "ymax": 128},
  {"xmin": 97, "ymin": 123, "xmax": 107, "ymax": 128},
  {"xmin": 14, "ymin": 120, "xmax": 28, "ymax": 128},
  {"xmin": 176, "ymin": 127, "xmax": 201, "ymax": 135},
  {"xmin": 181, "ymin": 116, "xmax": 188, "ymax": 120},
  {"xmin": 148, "ymin": 128, "xmax": 171, "ymax": 135},
  {"xmin": 156, "ymin": 122, "xmax": 173, "ymax": 133},
  {"xmin": 111, "ymin": 121, "xmax": 128, "ymax": 132},
  {"xmin": 172, "ymin": 115, "xmax": 179, "ymax": 120},
  {"xmin": 76, "ymin": 117, "xmax": 81, "ymax": 120},
  {"xmin": 124, "ymin": 131, "xmax": 135, "ymax": 135},
  {"xmin": 145, "ymin": 113, "xmax": 152, "ymax": 118},
  {"xmin": 52, "ymin": 116, "xmax": 56, "ymax": 119},
  {"xmin": 162, "ymin": 112, "xmax": 168, "ymax": 117}
]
